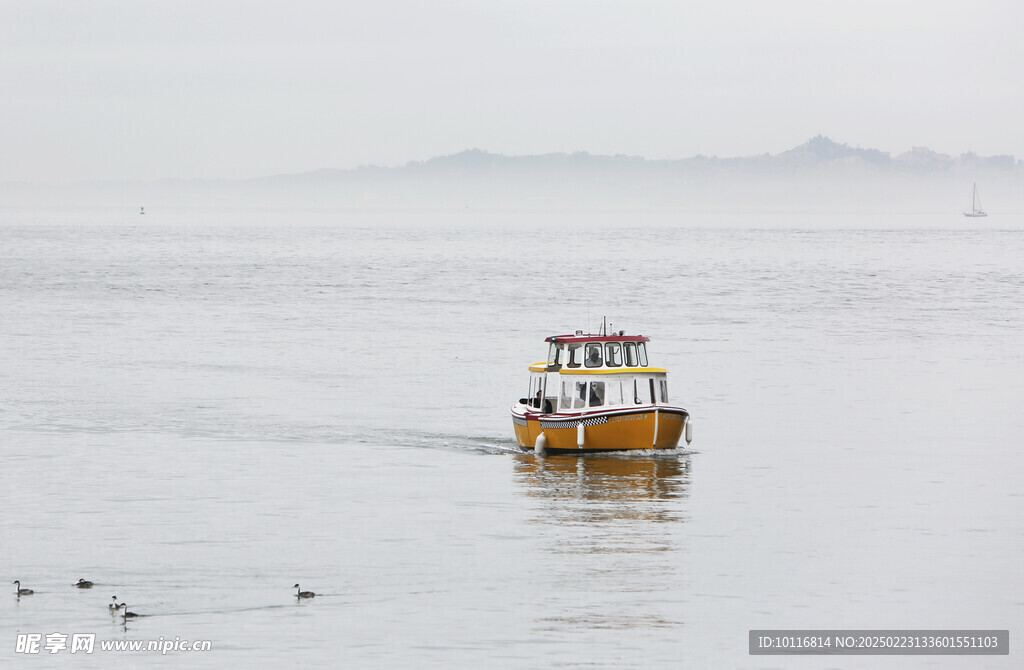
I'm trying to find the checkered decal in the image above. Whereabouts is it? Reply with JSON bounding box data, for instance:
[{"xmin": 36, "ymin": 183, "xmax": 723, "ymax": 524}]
[{"xmin": 540, "ymin": 416, "xmax": 609, "ymax": 430}]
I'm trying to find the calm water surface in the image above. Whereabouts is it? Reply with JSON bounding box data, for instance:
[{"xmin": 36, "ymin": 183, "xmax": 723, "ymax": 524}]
[{"xmin": 1, "ymin": 210, "xmax": 1021, "ymax": 668}]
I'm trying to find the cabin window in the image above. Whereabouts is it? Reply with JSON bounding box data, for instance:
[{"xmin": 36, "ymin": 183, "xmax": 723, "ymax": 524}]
[
  {"xmin": 607, "ymin": 380, "xmax": 623, "ymax": 406},
  {"xmin": 634, "ymin": 378, "xmax": 652, "ymax": 404},
  {"xmin": 584, "ymin": 343, "xmax": 603, "ymax": 368},
  {"xmin": 548, "ymin": 343, "xmax": 563, "ymax": 366},
  {"xmin": 624, "ymin": 342, "xmax": 638, "ymax": 366},
  {"xmin": 605, "ymin": 343, "xmax": 622, "ymax": 367},
  {"xmin": 659, "ymin": 379, "xmax": 668, "ymax": 403},
  {"xmin": 560, "ymin": 379, "xmax": 573, "ymax": 411},
  {"xmin": 567, "ymin": 344, "xmax": 583, "ymax": 368},
  {"xmin": 589, "ymin": 381, "xmax": 605, "ymax": 407},
  {"xmin": 573, "ymin": 381, "xmax": 587, "ymax": 409},
  {"xmin": 528, "ymin": 376, "xmax": 543, "ymax": 408},
  {"xmin": 638, "ymin": 342, "xmax": 648, "ymax": 367}
]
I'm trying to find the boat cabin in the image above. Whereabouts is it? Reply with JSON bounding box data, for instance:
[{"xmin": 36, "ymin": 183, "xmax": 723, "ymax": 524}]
[{"xmin": 522, "ymin": 332, "xmax": 670, "ymax": 414}]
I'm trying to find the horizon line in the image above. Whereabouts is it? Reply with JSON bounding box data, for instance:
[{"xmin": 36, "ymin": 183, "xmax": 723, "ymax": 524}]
[{"xmin": 2, "ymin": 136, "xmax": 1020, "ymax": 187}]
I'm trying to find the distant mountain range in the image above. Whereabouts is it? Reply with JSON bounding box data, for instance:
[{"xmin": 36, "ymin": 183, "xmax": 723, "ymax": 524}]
[
  {"xmin": 5, "ymin": 137, "xmax": 1022, "ymax": 211},
  {"xmin": 286, "ymin": 135, "xmax": 1019, "ymax": 179},
  {"xmin": 240, "ymin": 136, "xmax": 1017, "ymax": 190}
]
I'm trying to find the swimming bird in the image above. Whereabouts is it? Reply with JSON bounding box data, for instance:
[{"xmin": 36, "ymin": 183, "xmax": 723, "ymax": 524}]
[
  {"xmin": 119, "ymin": 603, "xmax": 138, "ymax": 618},
  {"xmin": 293, "ymin": 584, "xmax": 315, "ymax": 599},
  {"xmin": 75, "ymin": 579, "xmax": 93, "ymax": 588},
  {"xmin": 13, "ymin": 581, "xmax": 33, "ymax": 596},
  {"xmin": 108, "ymin": 596, "xmax": 120, "ymax": 611}
]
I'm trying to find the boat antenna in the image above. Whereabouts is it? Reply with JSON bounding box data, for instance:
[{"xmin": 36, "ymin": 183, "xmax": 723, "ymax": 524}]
[{"xmin": 587, "ymin": 301, "xmax": 591, "ymax": 335}]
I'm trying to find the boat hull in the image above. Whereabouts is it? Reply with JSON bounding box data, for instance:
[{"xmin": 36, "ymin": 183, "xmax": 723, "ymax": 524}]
[{"xmin": 511, "ymin": 406, "xmax": 689, "ymax": 454}]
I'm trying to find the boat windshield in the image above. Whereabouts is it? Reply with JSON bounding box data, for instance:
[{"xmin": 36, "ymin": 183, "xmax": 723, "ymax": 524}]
[{"xmin": 566, "ymin": 344, "xmax": 583, "ymax": 368}]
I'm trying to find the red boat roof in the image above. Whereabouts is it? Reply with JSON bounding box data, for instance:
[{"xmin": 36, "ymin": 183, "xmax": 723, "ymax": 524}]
[{"xmin": 546, "ymin": 333, "xmax": 650, "ymax": 344}]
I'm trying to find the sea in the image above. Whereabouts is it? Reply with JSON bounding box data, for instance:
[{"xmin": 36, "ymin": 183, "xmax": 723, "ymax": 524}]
[{"xmin": 1, "ymin": 208, "xmax": 1021, "ymax": 668}]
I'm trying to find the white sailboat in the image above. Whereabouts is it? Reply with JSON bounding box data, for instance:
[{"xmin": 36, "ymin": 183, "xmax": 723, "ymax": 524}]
[{"xmin": 963, "ymin": 182, "xmax": 987, "ymax": 217}]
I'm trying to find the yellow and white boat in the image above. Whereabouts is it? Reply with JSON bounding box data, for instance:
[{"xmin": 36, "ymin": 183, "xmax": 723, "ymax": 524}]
[{"xmin": 511, "ymin": 328, "xmax": 692, "ymax": 454}]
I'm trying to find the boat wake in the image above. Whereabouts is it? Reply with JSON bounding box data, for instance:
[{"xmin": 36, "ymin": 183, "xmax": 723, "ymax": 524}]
[
  {"xmin": 366, "ymin": 429, "xmax": 524, "ymax": 455},
  {"xmin": 8, "ymin": 417, "xmax": 694, "ymax": 459},
  {"xmin": 6, "ymin": 418, "xmax": 519, "ymax": 455}
]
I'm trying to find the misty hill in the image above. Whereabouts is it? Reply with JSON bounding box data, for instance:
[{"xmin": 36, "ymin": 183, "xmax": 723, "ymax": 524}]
[
  {"xmin": 5, "ymin": 137, "xmax": 1023, "ymax": 211},
  {"xmin": 259, "ymin": 136, "xmax": 1019, "ymax": 184}
]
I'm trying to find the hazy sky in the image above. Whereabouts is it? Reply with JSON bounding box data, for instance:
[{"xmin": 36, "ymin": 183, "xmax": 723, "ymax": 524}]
[{"xmin": 2, "ymin": 0, "xmax": 1021, "ymax": 183}]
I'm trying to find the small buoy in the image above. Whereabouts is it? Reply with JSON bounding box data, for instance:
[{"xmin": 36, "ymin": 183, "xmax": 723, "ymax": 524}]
[
  {"xmin": 577, "ymin": 422, "xmax": 585, "ymax": 449},
  {"xmin": 685, "ymin": 417, "xmax": 693, "ymax": 445},
  {"xmin": 535, "ymin": 432, "xmax": 547, "ymax": 456}
]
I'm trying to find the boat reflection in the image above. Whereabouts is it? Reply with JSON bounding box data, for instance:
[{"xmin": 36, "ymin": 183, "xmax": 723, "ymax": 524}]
[
  {"xmin": 511, "ymin": 451, "xmax": 693, "ymax": 634},
  {"xmin": 512, "ymin": 451, "xmax": 691, "ymax": 525}
]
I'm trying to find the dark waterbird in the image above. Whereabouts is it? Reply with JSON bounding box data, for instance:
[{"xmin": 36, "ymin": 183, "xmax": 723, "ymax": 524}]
[
  {"xmin": 108, "ymin": 596, "xmax": 120, "ymax": 611},
  {"xmin": 294, "ymin": 584, "xmax": 315, "ymax": 599},
  {"xmin": 74, "ymin": 579, "xmax": 93, "ymax": 588},
  {"xmin": 13, "ymin": 581, "xmax": 33, "ymax": 596},
  {"xmin": 119, "ymin": 603, "xmax": 139, "ymax": 618}
]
